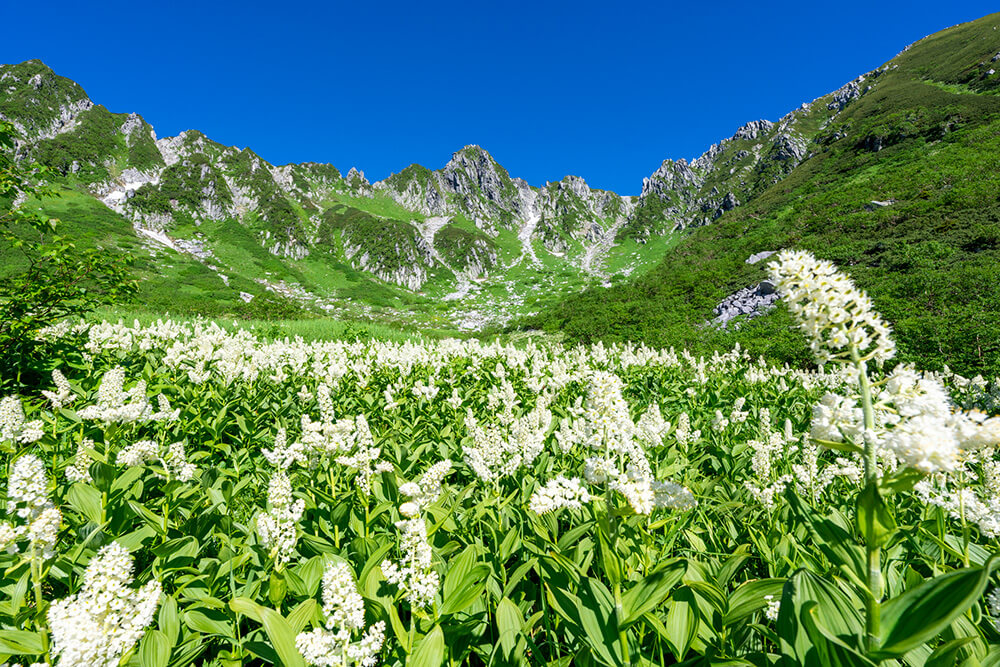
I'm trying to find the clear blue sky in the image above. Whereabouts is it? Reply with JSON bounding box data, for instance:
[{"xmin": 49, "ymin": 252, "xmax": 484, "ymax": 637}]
[{"xmin": 3, "ymin": 1, "xmax": 997, "ymax": 194}]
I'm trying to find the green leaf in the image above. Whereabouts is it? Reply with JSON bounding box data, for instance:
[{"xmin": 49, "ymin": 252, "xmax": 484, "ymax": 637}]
[
  {"xmin": 258, "ymin": 605, "xmax": 306, "ymax": 667},
  {"xmin": 878, "ymin": 467, "xmax": 926, "ymax": 495},
  {"xmin": 800, "ymin": 603, "xmax": 878, "ymax": 666},
  {"xmin": 411, "ymin": 624, "xmax": 445, "ymax": 667},
  {"xmin": 621, "ymin": 562, "xmax": 685, "ymax": 626},
  {"xmin": 287, "ymin": 599, "xmax": 318, "ymax": 634},
  {"xmin": 664, "ymin": 586, "xmax": 699, "ymax": 662},
  {"xmin": 925, "ymin": 637, "xmax": 977, "ymax": 667},
  {"xmin": 875, "ymin": 557, "xmax": 999, "ymax": 658},
  {"xmin": 139, "ymin": 629, "xmax": 171, "ymax": 667},
  {"xmin": 596, "ymin": 526, "xmax": 622, "ymax": 585},
  {"xmin": 67, "ymin": 482, "xmax": 103, "ymax": 524},
  {"xmin": 0, "ymin": 629, "xmax": 45, "ymax": 656},
  {"xmin": 786, "ymin": 492, "xmax": 867, "ymax": 588},
  {"xmin": 159, "ymin": 595, "xmax": 180, "ymax": 645},
  {"xmin": 723, "ymin": 578, "xmax": 786, "ymax": 626},
  {"xmin": 440, "ymin": 551, "xmax": 489, "ymax": 616},
  {"xmin": 777, "ymin": 570, "xmax": 864, "ymax": 665},
  {"xmin": 228, "ymin": 597, "xmax": 305, "ymax": 667},
  {"xmin": 184, "ymin": 608, "xmax": 234, "ymax": 638},
  {"xmin": 496, "ymin": 596, "xmax": 523, "ymax": 661},
  {"xmin": 856, "ymin": 483, "xmax": 895, "ymax": 548},
  {"xmin": 548, "ymin": 577, "xmax": 624, "ymax": 666}
]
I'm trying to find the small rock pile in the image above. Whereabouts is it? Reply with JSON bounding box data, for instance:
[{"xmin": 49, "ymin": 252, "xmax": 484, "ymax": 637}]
[{"xmin": 711, "ymin": 280, "xmax": 779, "ymax": 329}]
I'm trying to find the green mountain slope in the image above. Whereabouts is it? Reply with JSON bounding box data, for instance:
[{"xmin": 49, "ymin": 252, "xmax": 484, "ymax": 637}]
[{"xmin": 521, "ymin": 14, "xmax": 1000, "ymax": 376}]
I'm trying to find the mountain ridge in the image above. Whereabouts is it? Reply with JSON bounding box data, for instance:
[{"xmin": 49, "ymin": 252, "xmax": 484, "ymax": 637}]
[{"xmin": 3, "ymin": 13, "xmax": 994, "ymax": 341}]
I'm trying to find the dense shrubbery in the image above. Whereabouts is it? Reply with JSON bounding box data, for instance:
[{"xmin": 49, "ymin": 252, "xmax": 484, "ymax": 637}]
[{"xmin": 0, "ymin": 121, "xmax": 135, "ymax": 392}]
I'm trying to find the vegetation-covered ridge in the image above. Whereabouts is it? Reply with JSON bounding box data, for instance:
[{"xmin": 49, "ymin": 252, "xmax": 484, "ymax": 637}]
[
  {"xmin": 0, "ymin": 8, "xmax": 947, "ymax": 334},
  {"xmin": 522, "ymin": 12, "xmax": 1000, "ymax": 377}
]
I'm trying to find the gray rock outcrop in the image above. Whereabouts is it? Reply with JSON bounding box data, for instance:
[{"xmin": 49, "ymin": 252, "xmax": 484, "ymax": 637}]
[{"xmin": 711, "ymin": 281, "xmax": 780, "ymax": 328}]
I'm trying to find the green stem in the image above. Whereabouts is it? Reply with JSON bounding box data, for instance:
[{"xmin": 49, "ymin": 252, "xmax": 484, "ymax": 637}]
[
  {"xmin": 30, "ymin": 547, "xmax": 50, "ymax": 658},
  {"xmin": 959, "ymin": 474, "xmax": 971, "ymax": 567},
  {"xmin": 852, "ymin": 347, "xmax": 882, "ymax": 654},
  {"xmin": 408, "ymin": 609, "xmax": 416, "ymax": 655},
  {"xmin": 613, "ymin": 579, "xmax": 631, "ymax": 664}
]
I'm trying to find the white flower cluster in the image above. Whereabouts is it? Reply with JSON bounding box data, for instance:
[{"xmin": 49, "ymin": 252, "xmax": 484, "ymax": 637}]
[
  {"xmin": 263, "ymin": 427, "xmax": 305, "ymax": 470},
  {"xmin": 295, "ymin": 562, "xmax": 385, "ymax": 667},
  {"xmin": 42, "ymin": 368, "xmax": 75, "ymax": 409},
  {"xmin": 54, "ymin": 317, "xmax": 860, "ymax": 423},
  {"xmin": 988, "ymin": 587, "xmax": 1000, "ymax": 632},
  {"xmin": 65, "ymin": 438, "xmax": 95, "ymax": 484},
  {"xmin": 763, "ymin": 594, "xmax": 781, "ymax": 621},
  {"xmin": 48, "ymin": 541, "xmax": 161, "ymax": 667},
  {"xmin": 0, "ymin": 396, "xmax": 44, "ymax": 444},
  {"xmin": 263, "ymin": 391, "xmax": 393, "ymax": 494},
  {"xmin": 463, "ymin": 395, "xmax": 552, "ymax": 485},
  {"xmin": 335, "ymin": 416, "xmax": 394, "ymax": 495},
  {"xmin": 398, "ymin": 460, "xmax": 452, "ymax": 517},
  {"xmin": 767, "ymin": 249, "xmax": 896, "ymax": 364},
  {"xmin": 256, "ymin": 470, "xmax": 305, "ymax": 565},
  {"xmin": 913, "ymin": 450, "xmax": 1000, "ymax": 538},
  {"xmin": 116, "ymin": 439, "xmax": 197, "ymax": 482},
  {"xmin": 811, "ymin": 366, "xmax": 1000, "ymax": 474},
  {"xmin": 529, "ymin": 476, "xmax": 591, "ymax": 514},
  {"xmin": 537, "ymin": 372, "xmax": 695, "ymax": 516},
  {"xmin": 636, "ymin": 404, "xmax": 671, "ymax": 445},
  {"xmin": 381, "ymin": 515, "xmax": 439, "ymax": 609},
  {"xmin": 77, "ymin": 367, "xmax": 177, "ymax": 424},
  {"xmin": 0, "ymin": 455, "xmax": 60, "ymax": 559},
  {"xmin": 674, "ymin": 412, "xmax": 701, "ymax": 447}
]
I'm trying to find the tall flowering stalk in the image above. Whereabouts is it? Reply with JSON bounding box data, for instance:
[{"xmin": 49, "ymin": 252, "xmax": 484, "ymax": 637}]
[
  {"xmin": 530, "ymin": 371, "xmax": 696, "ymax": 663},
  {"xmin": 295, "ymin": 562, "xmax": 385, "ymax": 667},
  {"xmin": 769, "ymin": 249, "xmax": 892, "ymax": 651},
  {"xmin": 1, "ymin": 454, "xmax": 60, "ymax": 654},
  {"xmin": 769, "ymin": 249, "xmax": 1000, "ymax": 654},
  {"xmin": 256, "ymin": 470, "xmax": 305, "ymax": 569},
  {"xmin": 47, "ymin": 542, "xmax": 161, "ymax": 666}
]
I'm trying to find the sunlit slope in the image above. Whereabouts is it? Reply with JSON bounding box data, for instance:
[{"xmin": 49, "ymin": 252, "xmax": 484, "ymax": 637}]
[{"xmin": 521, "ymin": 13, "xmax": 1000, "ymax": 376}]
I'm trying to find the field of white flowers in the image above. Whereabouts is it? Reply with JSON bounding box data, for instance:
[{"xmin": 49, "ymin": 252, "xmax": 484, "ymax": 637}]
[{"xmin": 2, "ymin": 251, "xmax": 1000, "ymax": 667}]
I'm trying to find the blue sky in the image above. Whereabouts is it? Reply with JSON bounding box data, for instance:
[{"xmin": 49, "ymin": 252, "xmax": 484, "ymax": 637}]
[{"xmin": 3, "ymin": 1, "xmax": 997, "ymax": 194}]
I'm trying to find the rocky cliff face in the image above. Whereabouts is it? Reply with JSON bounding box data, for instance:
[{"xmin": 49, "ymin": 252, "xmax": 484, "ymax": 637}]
[{"xmin": 1, "ymin": 56, "xmax": 887, "ymax": 294}]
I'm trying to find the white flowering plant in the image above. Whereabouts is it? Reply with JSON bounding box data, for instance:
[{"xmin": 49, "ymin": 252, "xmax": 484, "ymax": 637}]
[{"xmin": 0, "ymin": 308, "xmax": 996, "ymax": 666}]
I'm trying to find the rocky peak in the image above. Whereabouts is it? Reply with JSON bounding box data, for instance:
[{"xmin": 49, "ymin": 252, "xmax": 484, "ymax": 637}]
[
  {"xmin": 346, "ymin": 167, "xmax": 369, "ymax": 185},
  {"xmin": 0, "ymin": 60, "xmax": 94, "ymax": 142},
  {"xmin": 733, "ymin": 120, "xmax": 775, "ymax": 141},
  {"xmin": 442, "ymin": 145, "xmax": 510, "ymax": 200}
]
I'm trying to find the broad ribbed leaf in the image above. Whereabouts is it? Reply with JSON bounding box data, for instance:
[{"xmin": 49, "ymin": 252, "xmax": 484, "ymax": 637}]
[
  {"xmin": 496, "ymin": 596, "xmax": 524, "ymax": 660},
  {"xmin": 139, "ymin": 629, "xmax": 171, "ymax": 667},
  {"xmin": 875, "ymin": 557, "xmax": 998, "ymax": 658},
  {"xmin": 856, "ymin": 483, "xmax": 895, "ymax": 548},
  {"xmin": 621, "ymin": 562, "xmax": 685, "ymax": 626},
  {"xmin": 801, "ymin": 603, "xmax": 878, "ymax": 667},
  {"xmin": 411, "ymin": 624, "xmax": 445, "ymax": 667},
  {"xmin": 786, "ymin": 492, "xmax": 867, "ymax": 588},
  {"xmin": 258, "ymin": 605, "xmax": 306, "ymax": 667},
  {"xmin": 723, "ymin": 578, "xmax": 786, "ymax": 626},
  {"xmin": 0, "ymin": 630, "xmax": 45, "ymax": 656},
  {"xmin": 777, "ymin": 570, "xmax": 864, "ymax": 665},
  {"xmin": 664, "ymin": 586, "xmax": 699, "ymax": 661}
]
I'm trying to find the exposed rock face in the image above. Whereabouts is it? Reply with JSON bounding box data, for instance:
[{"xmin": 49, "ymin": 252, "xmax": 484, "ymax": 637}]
[
  {"xmin": 711, "ymin": 281, "xmax": 780, "ymax": 328},
  {"xmin": 828, "ymin": 76, "xmax": 867, "ymax": 111},
  {"xmin": 628, "ymin": 114, "xmax": 814, "ymax": 237}
]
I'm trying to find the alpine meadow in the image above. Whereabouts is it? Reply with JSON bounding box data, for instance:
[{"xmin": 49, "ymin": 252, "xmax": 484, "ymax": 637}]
[{"xmin": 4, "ymin": 7, "xmax": 1000, "ymax": 667}]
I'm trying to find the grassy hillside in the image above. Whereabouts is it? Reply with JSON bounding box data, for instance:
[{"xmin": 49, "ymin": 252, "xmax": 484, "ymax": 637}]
[{"xmin": 520, "ymin": 14, "xmax": 1000, "ymax": 376}]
